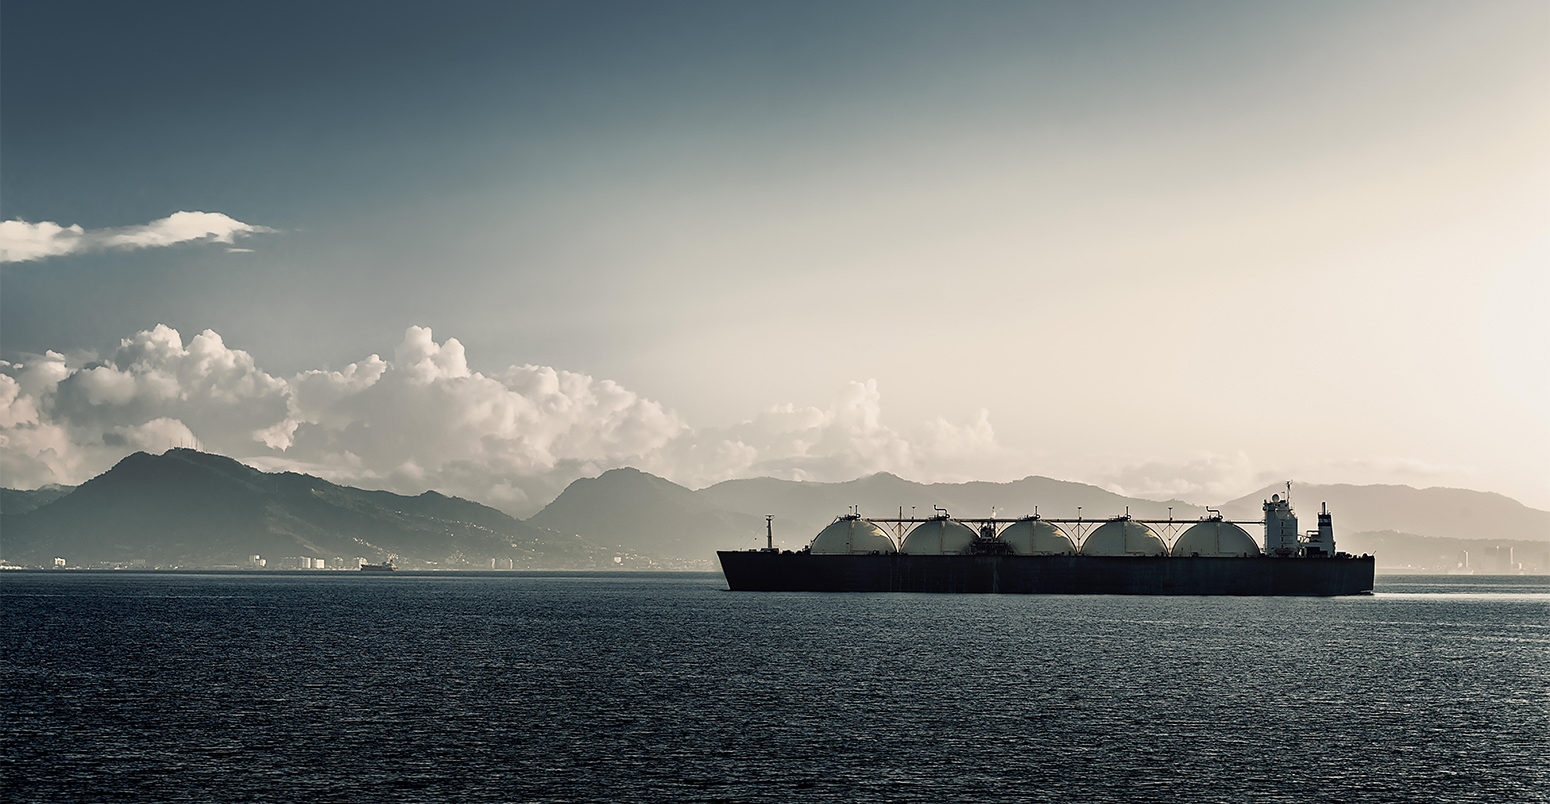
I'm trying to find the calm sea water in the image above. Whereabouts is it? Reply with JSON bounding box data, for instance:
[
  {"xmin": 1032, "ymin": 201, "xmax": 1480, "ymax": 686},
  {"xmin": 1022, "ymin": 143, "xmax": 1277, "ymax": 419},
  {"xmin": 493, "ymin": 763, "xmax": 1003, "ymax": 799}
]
[{"xmin": 2, "ymin": 572, "xmax": 1546, "ymax": 803}]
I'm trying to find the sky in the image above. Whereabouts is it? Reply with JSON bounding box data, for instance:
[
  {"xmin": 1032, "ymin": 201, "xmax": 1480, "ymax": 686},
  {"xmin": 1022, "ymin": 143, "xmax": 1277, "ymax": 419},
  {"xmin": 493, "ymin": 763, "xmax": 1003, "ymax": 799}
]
[{"xmin": 3, "ymin": 0, "xmax": 1547, "ymax": 515}]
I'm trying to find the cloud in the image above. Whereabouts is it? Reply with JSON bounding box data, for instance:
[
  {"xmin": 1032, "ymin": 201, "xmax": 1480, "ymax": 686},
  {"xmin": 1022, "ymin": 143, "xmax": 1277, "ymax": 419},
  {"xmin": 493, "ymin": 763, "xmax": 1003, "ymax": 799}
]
[
  {"xmin": 1094, "ymin": 453, "xmax": 1489, "ymax": 505},
  {"xmin": 1098, "ymin": 452, "xmax": 1266, "ymax": 504},
  {"xmin": 4, "ymin": 325, "xmax": 292, "ymax": 483},
  {"xmin": 643, "ymin": 380, "xmax": 1017, "ymax": 489},
  {"xmin": 266, "ymin": 327, "xmax": 690, "ymax": 509},
  {"xmin": 0, "ymin": 220, "xmax": 86, "ymax": 263},
  {"xmin": 0, "ymin": 211, "xmax": 275, "ymax": 263},
  {"xmin": 0, "ymin": 324, "xmax": 1009, "ymax": 516}
]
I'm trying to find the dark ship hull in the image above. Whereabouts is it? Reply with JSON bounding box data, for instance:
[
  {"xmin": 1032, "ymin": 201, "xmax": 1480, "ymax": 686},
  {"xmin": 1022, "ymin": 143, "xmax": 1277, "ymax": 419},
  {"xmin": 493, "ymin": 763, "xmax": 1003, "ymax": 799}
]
[{"xmin": 717, "ymin": 551, "xmax": 1375, "ymax": 596}]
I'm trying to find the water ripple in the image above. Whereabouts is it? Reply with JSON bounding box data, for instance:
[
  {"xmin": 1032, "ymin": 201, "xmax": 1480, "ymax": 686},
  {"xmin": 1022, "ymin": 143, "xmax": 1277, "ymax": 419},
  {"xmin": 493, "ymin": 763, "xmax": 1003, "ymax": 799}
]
[{"xmin": 1, "ymin": 572, "xmax": 1545, "ymax": 803}]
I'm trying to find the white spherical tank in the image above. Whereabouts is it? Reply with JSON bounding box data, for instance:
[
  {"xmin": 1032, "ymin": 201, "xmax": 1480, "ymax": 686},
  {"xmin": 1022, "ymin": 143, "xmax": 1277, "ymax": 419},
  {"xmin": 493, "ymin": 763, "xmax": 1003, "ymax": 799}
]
[
  {"xmin": 809, "ymin": 516, "xmax": 896, "ymax": 555},
  {"xmin": 1080, "ymin": 519, "xmax": 1167, "ymax": 556},
  {"xmin": 999, "ymin": 518, "xmax": 1076, "ymax": 555},
  {"xmin": 1170, "ymin": 521, "xmax": 1260, "ymax": 557},
  {"xmin": 900, "ymin": 518, "xmax": 977, "ymax": 555}
]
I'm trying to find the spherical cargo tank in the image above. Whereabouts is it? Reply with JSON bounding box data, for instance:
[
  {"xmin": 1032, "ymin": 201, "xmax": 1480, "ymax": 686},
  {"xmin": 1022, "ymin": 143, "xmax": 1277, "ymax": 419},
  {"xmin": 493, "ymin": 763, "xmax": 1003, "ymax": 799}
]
[
  {"xmin": 1080, "ymin": 519, "xmax": 1167, "ymax": 556},
  {"xmin": 1170, "ymin": 520, "xmax": 1260, "ymax": 557},
  {"xmin": 809, "ymin": 516, "xmax": 896, "ymax": 555},
  {"xmin": 900, "ymin": 517, "xmax": 977, "ymax": 555},
  {"xmin": 999, "ymin": 518, "xmax": 1076, "ymax": 555}
]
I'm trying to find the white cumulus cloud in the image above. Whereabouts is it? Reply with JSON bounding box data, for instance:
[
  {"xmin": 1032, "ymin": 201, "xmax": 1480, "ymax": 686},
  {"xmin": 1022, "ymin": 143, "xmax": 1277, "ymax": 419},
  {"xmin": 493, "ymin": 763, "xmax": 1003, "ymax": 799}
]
[
  {"xmin": 0, "ymin": 324, "xmax": 1013, "ymax": 516},
  {"xmin": 643, "ymin": 380, "xmax": 1016, "ymax": 489},
  {"xmin": 0, "ymin": 211, "xmax": 275, "ymax": 263}
]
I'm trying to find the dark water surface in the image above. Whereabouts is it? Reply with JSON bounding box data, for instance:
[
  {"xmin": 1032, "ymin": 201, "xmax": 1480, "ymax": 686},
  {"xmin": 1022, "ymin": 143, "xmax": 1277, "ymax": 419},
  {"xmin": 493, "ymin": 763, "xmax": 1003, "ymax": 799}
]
[{"xmin": 3, "ymin": 572, "xmax": 1546, "ymax": 803}]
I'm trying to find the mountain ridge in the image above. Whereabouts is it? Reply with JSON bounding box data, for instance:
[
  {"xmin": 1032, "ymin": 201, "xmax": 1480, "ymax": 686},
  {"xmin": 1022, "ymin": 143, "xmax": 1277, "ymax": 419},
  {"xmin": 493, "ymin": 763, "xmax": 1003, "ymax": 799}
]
[
  {"xmin": 0, "ymin": 449, "xmax": 603, "ymax": 569},
  {"xmin": 5, "ymin": 450, "xmax": 1544, "ymax": 571},
  {"xmin": 533, "ymin": 466, "xmax": 1548, "ymax": 568},
  {"xmin": 1220, "ymin": 482, "xmax": 1549, "ymax": 543}
]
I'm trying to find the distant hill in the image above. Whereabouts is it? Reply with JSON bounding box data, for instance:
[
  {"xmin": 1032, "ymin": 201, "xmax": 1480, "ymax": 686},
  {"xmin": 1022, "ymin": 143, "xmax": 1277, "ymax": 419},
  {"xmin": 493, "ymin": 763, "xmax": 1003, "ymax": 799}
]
[
  {"xmin": 534, "ymin": 469, "xmax": 1549, "ymax": 565},
  {"xmin": 698, "ymin": 472, "xmax": 1196, "ymax": 547},
  {"xmin": 9, "ymin": 451, "xmax": 1545, "ymax": 570},
  {"xmin": 528, "ymin": 467, "xmax": 767, "ymax": 564},
  {"xmin": 1219, "ymin": 483, "xmax": 1550, "ymax": 543},
  {"xmin": 0, "ymin": 484, "xmax": 76, "ymax": 516},
  {"xmin": 0, "ymin": 449, "xmax": 603, "ymax": 569},
  {"xmin": 531, "ymin": 469, "xmax": 1206, "ymax": 559}
]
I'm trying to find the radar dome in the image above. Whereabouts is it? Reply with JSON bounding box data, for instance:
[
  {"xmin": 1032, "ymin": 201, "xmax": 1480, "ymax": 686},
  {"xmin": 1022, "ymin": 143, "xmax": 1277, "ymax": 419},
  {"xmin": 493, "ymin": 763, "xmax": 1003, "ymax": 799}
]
[
  {"xmin": 809, "ymin": 516, "xmax": 896, "ymax": 555},
  {"xmin": 900, "ymin": 518, "xmax": 977, "ymax": 555},
  {"xmin": 1171, "ymin": 520, "xmax": 1260, "ymax": 557},
  {"xmin": 1000, "ymin": 518, "xmax": 1076, "ymax": 555},
  {"xmin": 1081, "ymin": 519, "xmax": 1166, "ymax": 556}
]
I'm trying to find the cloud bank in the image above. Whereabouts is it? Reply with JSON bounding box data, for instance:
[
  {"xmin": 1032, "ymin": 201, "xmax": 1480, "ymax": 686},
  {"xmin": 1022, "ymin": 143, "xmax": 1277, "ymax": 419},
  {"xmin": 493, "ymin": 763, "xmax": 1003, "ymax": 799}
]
[
  {"xmin": 2, "ymin": 323, "xmax": 1497, "ymax": 513},
  {"xmin": 0, "ymin": 212, "xmax": 275, "ymax": 263},
  {"xmin": 1, "ymin": 324, "xmax": 1013, "ymax": 515}
]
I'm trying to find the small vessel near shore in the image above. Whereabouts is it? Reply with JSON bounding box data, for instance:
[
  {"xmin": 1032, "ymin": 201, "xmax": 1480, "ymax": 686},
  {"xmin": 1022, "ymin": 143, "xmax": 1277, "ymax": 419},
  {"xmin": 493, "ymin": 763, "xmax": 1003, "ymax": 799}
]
[{"xmin": 719, "ymin": 491, "xmax": 1374, "ymax": 596}]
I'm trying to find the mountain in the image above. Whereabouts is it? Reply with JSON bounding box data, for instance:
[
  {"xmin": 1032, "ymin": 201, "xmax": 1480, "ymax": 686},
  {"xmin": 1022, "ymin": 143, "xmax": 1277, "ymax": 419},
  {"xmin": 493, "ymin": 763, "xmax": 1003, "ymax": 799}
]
[
  {"xmin": 1219, "ymin": 483, "xmax": 1550, "ymax": 543},
  {"xmin": 527, "ymin": 467, "xmax": 766, "ymax": 564},
  {"xmin": 698, "ymin": 472, "xmax": 1196, "ymax": 546},
  {"xmin": 533, "ymin": 469, "xmax": 1549, "ymax": 565},
  {"xmin": 9, "ymin": 451, "xmax": 1545, "ymax": 570},
  {"xmin": 0, "ymin": 449, "xmax": 603, "ymax": 569},
  {"xmin": 0, "ymin": 484, "xmax": 76, "ymax": 516},
  {"xmin": 530, "ymin": 469, "xmax": 1203, "ymax": 560}
]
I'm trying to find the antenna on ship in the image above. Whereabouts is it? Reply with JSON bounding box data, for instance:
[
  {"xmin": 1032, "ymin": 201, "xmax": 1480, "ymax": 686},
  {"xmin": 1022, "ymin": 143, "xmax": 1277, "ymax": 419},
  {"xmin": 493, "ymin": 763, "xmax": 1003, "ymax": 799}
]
[{"xmin": 765, "ymin": 515, "xmax": 774, "ymax": 551}]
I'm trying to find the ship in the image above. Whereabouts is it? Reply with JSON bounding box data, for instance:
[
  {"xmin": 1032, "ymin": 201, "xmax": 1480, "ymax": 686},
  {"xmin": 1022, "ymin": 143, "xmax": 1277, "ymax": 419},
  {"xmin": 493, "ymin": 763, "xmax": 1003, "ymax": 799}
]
[
  {"xmin": 359, "ymin": 558, "xmax": 397, "ymax": 572},
  {"xmin": 718, "ymin": 492, "xmax": 1374, "ymax": 596}
]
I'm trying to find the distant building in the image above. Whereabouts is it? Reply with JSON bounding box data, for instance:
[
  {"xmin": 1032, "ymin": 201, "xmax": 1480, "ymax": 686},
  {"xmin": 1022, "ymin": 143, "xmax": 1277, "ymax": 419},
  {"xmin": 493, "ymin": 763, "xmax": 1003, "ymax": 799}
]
[{"xmin": 52, "ymin": 557, "xmax": 65, "ymax": 568}]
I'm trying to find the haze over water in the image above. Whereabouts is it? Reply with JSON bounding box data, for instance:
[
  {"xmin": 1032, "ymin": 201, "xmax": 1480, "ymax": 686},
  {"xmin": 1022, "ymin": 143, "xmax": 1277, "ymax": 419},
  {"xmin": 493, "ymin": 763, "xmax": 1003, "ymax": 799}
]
[{"xmin": 3, "ymin": 572, "xmax": 1545, "ymax": 802}]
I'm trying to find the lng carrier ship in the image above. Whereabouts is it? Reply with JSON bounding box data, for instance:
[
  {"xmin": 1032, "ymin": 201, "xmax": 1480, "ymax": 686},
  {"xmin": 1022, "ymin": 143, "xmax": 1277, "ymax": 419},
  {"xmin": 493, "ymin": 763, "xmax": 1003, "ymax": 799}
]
[{"xmin": 718, "ymin": 491, "xmax": 1374, "ymax": 595}]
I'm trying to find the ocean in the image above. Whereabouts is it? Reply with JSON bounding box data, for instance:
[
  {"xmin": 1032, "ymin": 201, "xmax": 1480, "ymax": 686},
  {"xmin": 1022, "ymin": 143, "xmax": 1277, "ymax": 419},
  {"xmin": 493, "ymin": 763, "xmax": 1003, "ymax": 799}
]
[{"xmin": 2, "ymin": 572, "xmax": 1546, "ymax": 803}]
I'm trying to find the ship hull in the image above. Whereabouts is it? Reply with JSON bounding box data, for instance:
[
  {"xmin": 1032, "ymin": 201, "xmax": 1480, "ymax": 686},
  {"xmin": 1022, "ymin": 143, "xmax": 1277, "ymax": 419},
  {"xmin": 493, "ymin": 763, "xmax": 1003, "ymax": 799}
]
[{"xmin": 717, "ymin": 552, "xmax": 1375, "ymax": 596}]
